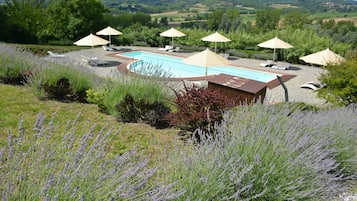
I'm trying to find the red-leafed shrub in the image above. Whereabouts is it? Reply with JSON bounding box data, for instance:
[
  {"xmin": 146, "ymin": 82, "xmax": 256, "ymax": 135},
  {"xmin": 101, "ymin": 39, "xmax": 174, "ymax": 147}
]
[{"xmin": 166, "ymin": 83, "xmax": 238, "ymax": 134}]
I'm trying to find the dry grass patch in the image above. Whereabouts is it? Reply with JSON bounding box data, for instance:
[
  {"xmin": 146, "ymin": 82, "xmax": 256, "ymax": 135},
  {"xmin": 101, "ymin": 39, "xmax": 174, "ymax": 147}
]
[
  {"xmin": 271, "ymin": 4, "xmax": 299, "ymax": 9},
  {"xmin": 334, "ymin": 16, "xmax": 357, "ymax": 25}
]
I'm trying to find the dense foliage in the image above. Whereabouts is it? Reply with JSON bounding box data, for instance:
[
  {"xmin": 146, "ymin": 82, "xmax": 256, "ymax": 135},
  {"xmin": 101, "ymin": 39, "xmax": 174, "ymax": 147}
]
[{"xmin": 318, "ymin": 52, "xmax": 357, "ymax": 106}]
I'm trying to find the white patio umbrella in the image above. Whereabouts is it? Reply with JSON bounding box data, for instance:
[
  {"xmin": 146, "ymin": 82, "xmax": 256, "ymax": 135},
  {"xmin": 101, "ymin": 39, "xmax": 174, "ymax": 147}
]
[
  {"xmin": 299, "ymin": 48, "xmax": 345, "ymax": 66},
  {"xmin": 160, "ymin": 27, "xmax": 186, "ymax": 47},
  {"xmin": 183, "ymin": 48, "xmax": 230, "ymax": 79},
  {"xmin": 96, "ymin": 26, "xmax": 122, "ymax": 45},
  {"xmin": 201, "ymin": 31, "xmax": 231, "ymax": 52},
  {"xmin": 258, "ymin": 36, "xmax": 293, "ymax": 61},
  {"xmin": 74, "ymin": 33, "xmax": 109, "ymax": 47}
]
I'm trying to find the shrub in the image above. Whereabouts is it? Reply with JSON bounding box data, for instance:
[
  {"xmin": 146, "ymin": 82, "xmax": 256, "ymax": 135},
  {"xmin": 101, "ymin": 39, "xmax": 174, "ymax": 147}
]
[
  {"xmin": 29, "ymin": 65, "xmax": 96, "ymax": 102},
  {"xmin": 144, "ymin": 101, "xmax": 171, "ymax": 129},
  {"xmin": 161, "ymin": 104, "xmax": 356, "ymax": 200},
  {"xmin": 226, "ymin": 49, "xmax": 250, "ymax": 58},
  {"xmin": 86, "ymin": 88, "xmax": 107, "ymax": 113},
  {"xmin": 318, "ymin": 53, "xmax": 357, "ymax": 106},
  {"xmin": 101, "ymin": 76, "xmax": 172, "ymax": 116},
  {"xmin": 166, "ymin": 83, "xmax": 238, "ymax": 134},
  {"xmin": 0, "ymin": 43, "xmax": 37, "ymax": 85},
  {"xmin": 115, "ymin": 93, "xmax": 142, "ymax": 123},
  {"xmin": 274, "ymin": 101, "xmax": 320, "ymax": 115},
  {"xmin": 0, "ymin": 113, "xmax": 184, "ymax": 200},
  {"xmin": 115, "ymin": 94, "xmax": 170, "ymax": 128},
  {"xmin": 131, "ymin": 61, "xmax": 173, "ymax": 78}
]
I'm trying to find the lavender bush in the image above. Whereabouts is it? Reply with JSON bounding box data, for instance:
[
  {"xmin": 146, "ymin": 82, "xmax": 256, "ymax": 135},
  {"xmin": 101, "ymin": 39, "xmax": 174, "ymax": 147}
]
[
  {"xmin": 0, "ymin": 113, "xmax": 184, "ymax": 200},
  {"xmin": 0, "ymin": 43, "xmax": 39, "ymax": 85},
  {"xmin": 162, "ymin": 104, "xmax": 356, "ymax": 200}
]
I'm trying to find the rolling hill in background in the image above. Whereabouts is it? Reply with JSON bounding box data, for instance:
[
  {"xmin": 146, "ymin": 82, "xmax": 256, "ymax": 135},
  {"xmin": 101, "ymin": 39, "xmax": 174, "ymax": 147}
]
[{"xmin": 101, "ymin": 0, "xmax": 357, "ymax": 15}]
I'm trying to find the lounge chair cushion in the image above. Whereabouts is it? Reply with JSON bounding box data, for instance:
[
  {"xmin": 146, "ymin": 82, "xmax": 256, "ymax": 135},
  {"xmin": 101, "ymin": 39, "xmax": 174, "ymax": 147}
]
[
  {"xmin": 102, "ymin": 45, "xmax": 115, "ymax": 51},
  {"xmin": 259, "ymin": 60, "xmax": 274, "ymax": 67},
  {"xmin": 48, "ymin": 51, "xmax": 65, "ymax": 58},
  {"xmin": 158, "ymin": 45, "xmax": 173, "ymax": 51},
  {"xmin": 168, "ymin": 47, "xmax": 180, "ymax": 52},
  {"xmin": 300, "ymin": 81, "xmax": 326, "ymax": 90},
  {"xmin": 271, "ymin": 62, "xmax": 290, "ymax": 70}
]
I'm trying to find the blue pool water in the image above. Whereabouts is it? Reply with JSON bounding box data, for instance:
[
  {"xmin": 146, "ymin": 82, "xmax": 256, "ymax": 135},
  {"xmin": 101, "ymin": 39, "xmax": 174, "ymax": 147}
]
[{"xmin": 120, "ymin": 51, "xmax": 278, "ymax": 82}]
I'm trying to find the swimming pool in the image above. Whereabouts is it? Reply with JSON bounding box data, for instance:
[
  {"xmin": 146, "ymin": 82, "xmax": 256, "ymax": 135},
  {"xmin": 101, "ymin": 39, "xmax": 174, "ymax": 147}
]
[{"xmin": 120, "ymin": 51, "xmax": 278, "ymax": 83}]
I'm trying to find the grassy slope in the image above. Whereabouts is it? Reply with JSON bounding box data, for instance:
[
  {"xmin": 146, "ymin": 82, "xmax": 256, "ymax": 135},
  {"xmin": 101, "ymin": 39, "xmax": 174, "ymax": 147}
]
[{"xmin": 0, "ymin": 84, "xmax": 179, "ymax": 156}]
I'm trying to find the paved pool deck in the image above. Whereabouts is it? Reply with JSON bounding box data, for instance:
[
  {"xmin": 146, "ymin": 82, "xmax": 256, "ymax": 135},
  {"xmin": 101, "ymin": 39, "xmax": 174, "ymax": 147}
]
[{"xmin": 62, "ymin": 46, "xmax": 328, "ymax": 106}]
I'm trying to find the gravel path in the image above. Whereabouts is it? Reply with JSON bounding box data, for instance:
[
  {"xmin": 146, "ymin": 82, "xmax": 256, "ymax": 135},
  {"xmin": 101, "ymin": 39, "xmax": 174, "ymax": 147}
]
[{"xmin": 60, "ymin": 46, "xmax": 329, "ymax": 106}]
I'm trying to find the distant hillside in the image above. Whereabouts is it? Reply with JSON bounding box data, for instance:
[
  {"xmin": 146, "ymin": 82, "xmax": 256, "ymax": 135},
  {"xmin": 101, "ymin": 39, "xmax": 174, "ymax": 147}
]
[{"xmin": 101, "ymin": 0, "xmax": 357, "ymax": 14}]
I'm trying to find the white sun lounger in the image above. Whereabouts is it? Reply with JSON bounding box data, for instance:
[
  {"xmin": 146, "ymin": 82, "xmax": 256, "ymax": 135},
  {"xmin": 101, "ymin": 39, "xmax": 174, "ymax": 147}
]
[
  {"xmin": 271, "ymin": 62, "xmax": 290, "ymax": 70},
  {"xmin": 259, "ymin": 60, "xmax": 274, "ymax": 67},
  {"xmin": 168, "ymin": 47, "xmax": 180, "ymax": 52},
  {"xmin": 102, "ymin": 45, "xmax": 115, "ymax": 51},
  {"xmin": 158, "ymin": 45, "xmax": 173, "ymax": 51},
  {"xmin": 300, "ymin": 81, "xmax": 326, "ymax": 90},
  {"xmin": 48, "ymin": 51, "xmax": 65, "ymax": 58}
]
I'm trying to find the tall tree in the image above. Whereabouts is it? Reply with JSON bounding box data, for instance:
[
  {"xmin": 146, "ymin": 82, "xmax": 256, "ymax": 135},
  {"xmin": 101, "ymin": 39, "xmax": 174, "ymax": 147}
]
[
  {"xmin": 281, "ymin": 11, "xmax": 310, "ymax": 29},
  {"xmin": 255, "ymin": 9, "xmax": 281, "ymax": 32},
  {"xmin": 218, "ymin": 9, "xmax": 241, "ymax": 32},
  {"xmin": 5, "ymin": 0, "xmax": 47, "ymax": 43},
  {"xmin": 207, "ymin": 9, "xmax": 224, "ymax": 31},
  {"xmin": 0, "ymin": 6, "xmax": 11, "ymax": 42},
  {"xmin": 45, "ymin": 0, "xmax": 108, "ymax": 41}
]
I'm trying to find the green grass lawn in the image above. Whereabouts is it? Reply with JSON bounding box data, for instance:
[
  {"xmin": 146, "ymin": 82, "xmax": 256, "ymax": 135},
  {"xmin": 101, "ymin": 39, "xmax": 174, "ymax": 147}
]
[{"xmin": 0, "ymin": 84, "xmax": 179, "ymax": 156}]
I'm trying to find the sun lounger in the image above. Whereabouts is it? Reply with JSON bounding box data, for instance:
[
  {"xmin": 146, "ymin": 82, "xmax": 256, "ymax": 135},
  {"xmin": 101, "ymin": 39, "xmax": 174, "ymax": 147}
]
[
  {"xmin": 259, "ymin": 60, "xmax": 274, "ymax": 67},
  {"xmin": 158, "ymin": 45, "xmax": 173, "ymax": 51},
  {"xmin": 271, "ymin": 62, "xmax": 290, "ymax": 70},
  {"xmin": 102, "ymin": 45, "xmax": 115, "ymax": 51},
  {"xmin": 48, "ymin": 51, "xmax": 65, "ymax": 58},
  {"xmin": 300, "ymin": 81, "xmax": 326, "ymax": 90},
  {"xmin": 89, "ymin": 60, "xmax": 109, "ymax": 66},
  {"xmin": 110, "ymin": 45, "xmax": 121, "ymax": 51},
  {"xmin": 168, "ymin": 47, "xmax": 180, "ymax": 52},
  {"xmin": 81, "ymin": 55, "xmax": 109, "ymax": 66}
]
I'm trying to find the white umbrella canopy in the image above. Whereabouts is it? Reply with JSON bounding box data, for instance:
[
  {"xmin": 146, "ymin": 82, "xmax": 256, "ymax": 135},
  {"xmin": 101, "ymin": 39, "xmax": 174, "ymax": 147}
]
[
  {"xmin": 183, "ymin": 48, "xmax": 230, "ymax": 78},
  {"xmin": 201, "ymin": 31, "xmax": 231, "ymax": 52},
  {"xmin": 74, "ymin": 33, "xmax": 109, "ymax": 47},
  {"xmin": 258, "ymin": 36, "xmax": 293, "ymax": 61},
  {"xmin": 299, "ymin": 48, "xmax": 345, "ymax": 66},
  {"xmin": 96, "ymin": 26, "xmax": 122, "ymax": 45},
  {"xmin": 160, "ymin": 27, "xmax": 186, "ymax": 47}
]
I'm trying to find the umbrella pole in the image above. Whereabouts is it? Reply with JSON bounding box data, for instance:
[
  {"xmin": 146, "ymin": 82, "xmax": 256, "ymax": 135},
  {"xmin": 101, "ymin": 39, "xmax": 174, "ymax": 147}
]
[
  {"xmin": 109, "ymin": 35, "xmax": 111, "ymax": 46},
  {"xmin": 205, "ymin": 66, "xmax": 208, "ymax": 80},
  {"xmin": 214, "ymin": 42, "xmax": 217, "ymax": 53},
  {"xmin": 172, "ymin": 37, "xmax": 174, "ymax": 47},
  {"xmin": 273, "ymin": 48, "xmax": 276, "ymax": 61}
]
